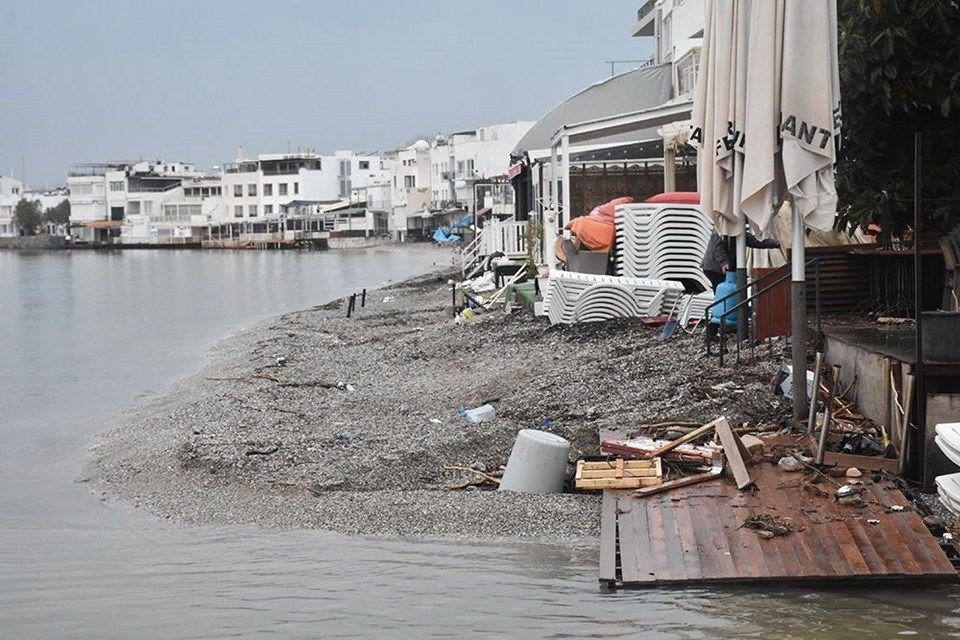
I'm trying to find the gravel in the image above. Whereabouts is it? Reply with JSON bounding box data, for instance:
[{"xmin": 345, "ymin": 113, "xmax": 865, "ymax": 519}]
[{"xmin": 89, "ymin": 268, "xmax": 791, "ymax": 541}]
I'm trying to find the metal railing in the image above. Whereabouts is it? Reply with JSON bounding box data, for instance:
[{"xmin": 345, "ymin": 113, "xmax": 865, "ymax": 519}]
[{"xmin": 703, "ymin": 258, "xmax": 823, "ymax": 366}]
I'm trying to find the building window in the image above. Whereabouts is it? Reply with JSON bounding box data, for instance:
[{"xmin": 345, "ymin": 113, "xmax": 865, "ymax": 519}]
[
  {"xmin": 279, "ymin": 183, "xmax": 288, "ymax": 196},
  {"xmin": 128, "ymin": 201, "xmax": 141, "ymax": 215},
  {"xmin": 466, "ymin": 159, "xmax": 474, "ymax": 175},
  {"xmin": 263, "ymin": 183, "xmax": 273, "ymax": 196},
  {"xmin": 293, "ymin": 182, "xmax": 299, "ymax": 195},
  {"xmin": 247, "ymin": 184, "xmax": 257, "ymax": 197},
  {"xmin": 264, "ymin": 204, "xmax": 273, "ymax": 214},
  {"xmin": 248, "ymin": 205, "xmax": 258, "ymax": 216},
  {"xmin": 143, "ymin": 201, "xmax": 153, "ymax": 215},
  {"xmin": 233, "ymin": 185, "xmax": 243, "ymax": 197},
  {"xmin": 404, "ymin": 176, "xmax": 416, "ymax": 188},
  {"xmin": 358, "ymin": 160, "xmax": 370, "ymax": 170},
  {"xmin": 109, "ymin": 181, "xmax": 124, "ymax": 191},
  {"xmin": 234, "ymin": 205, "xmax": 243, "ymax": 218}
]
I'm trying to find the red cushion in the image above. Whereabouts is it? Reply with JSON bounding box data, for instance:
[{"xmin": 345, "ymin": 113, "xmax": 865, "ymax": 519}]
[{"xmin": 645, "ymin": 192, "xmax": 701, "ymax": 204}]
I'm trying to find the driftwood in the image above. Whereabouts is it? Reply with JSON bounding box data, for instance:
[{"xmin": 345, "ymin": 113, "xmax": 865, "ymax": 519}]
[
  {"xmin": 443, "ymin": 465, "xmax": 501, "ymax": 485},
  {"xmin": 205, "ymin": 372, "xmax": 282, "ymax": 383}
]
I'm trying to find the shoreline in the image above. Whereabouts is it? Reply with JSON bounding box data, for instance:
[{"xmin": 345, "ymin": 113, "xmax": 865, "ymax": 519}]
[{"xmin": 89, "ymin": 267, "xmax": 788, "ymax": 541}]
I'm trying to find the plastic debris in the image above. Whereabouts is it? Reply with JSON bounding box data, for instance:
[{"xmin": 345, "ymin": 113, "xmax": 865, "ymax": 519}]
[{"xmin": 459, "ymin": 404, "xmax": 496, "ymax": 423}]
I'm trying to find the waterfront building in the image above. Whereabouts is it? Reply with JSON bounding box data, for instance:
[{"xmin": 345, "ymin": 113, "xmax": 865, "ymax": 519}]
[
  {"xmin": 390, "ymin": 140, "xmax": 432, "ymax": 241},
  {"xmin": 67, "ymin": 160, "xmax": 201, "ymax": 243},
  {"xmin": 0, "ymin": 175, "xmax": 25, "ymax": 237},
  {"xmin": 631, "ymin": 0, "xmax": 704, "ymax": 101}
]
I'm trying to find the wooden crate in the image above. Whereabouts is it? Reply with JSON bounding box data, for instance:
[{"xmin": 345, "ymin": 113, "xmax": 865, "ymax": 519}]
[{"xmin": 575, "ymin": 458, "xmax": 662, "ymax": 490}]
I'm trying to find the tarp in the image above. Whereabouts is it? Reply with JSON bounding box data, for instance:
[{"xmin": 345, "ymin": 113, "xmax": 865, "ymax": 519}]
[
  {"xmin": 512, "ymin": 64, "xmax": 673, "ymax": 156},
  {"xmin": 432, "ymin": 227, "xmax": 461, "ymax": 244}
]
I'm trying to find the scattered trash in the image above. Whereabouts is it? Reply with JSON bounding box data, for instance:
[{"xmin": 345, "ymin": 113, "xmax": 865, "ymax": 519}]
[
  {"xmin": 890, "ymin": 505, "xmax": 906, "ymax": 512},
  {"xmin": 459, "ymin": 404, "xmax": 496, "ymax": 423},
  {"xmin": 381, "ymin": 296, "xmax": 395, "ymax": 303},
  {"xmin": 275, "ymin": 356, "xmax": 288, "ymax": 367},
  {"xmin": 429, "ymin": 418, "xmax": 442, "ymax": 425},
  {"xmin": 575, "ymin": 458, "xmax": 663, "ymax": 490},
  {"xmin": 345, "ymin": 384, "xmax": 356, "ymax": 392},
  {"xmin": 836, "ymin": 484, "xmax": 865, "ymax": 498},
  {"xmin": 867, "ymin": 519, "xmax": 880, "ymax": 525}
]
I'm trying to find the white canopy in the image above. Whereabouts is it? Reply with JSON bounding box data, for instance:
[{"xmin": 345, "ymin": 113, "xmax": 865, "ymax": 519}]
[{"xmin": 512, "ymin": 64, "xmax": 672, "ymax": 156}]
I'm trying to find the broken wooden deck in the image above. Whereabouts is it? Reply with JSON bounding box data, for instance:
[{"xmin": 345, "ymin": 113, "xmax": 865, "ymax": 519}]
[{"xmin": 600, "ymin": 463, "xmax": 958, "ymax": 588}]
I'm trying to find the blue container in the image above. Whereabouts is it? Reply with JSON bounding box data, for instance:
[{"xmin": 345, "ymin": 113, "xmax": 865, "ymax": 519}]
[{"xmin": 711, "ymin": 271, "xmax": 738, "ymax": 326}]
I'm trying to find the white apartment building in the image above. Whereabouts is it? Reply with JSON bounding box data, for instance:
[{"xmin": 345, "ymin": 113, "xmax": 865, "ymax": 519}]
[
  {"xmin": 217, "ymin": 149, "xmax": 388, "ymax": 225},
  {"xmin": 0, "ymin": 175, "xmax": 24, "ymax": 237},
  {"xmin": 389, "ymin": 140, "xmax": 432, "ymax": 240},
  {"xmin": 67, "ymin": 160, "xmax": 202, "ymax": 242},
  {"xmin": 632, "ymin": 0, "xmax": 705, "ymax": 99}
]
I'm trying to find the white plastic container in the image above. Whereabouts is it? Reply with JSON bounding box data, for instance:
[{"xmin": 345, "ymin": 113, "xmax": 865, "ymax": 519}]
[
  {"xmin": 498, "ymin": 429, "xmax": 571, "ymax": 494},
  {"xmin": 459, "ymin": 404, "xmax": 496, "ymax": 423}
]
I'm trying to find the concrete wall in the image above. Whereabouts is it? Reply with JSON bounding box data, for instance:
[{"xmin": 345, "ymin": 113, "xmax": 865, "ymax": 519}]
[
  {"xmin": 327, "ymin": 235, "xmax": 394, "ymax": 250},
  {"xmin": 823, "ymin": 336, "xmax": 892, "ymax": 427}
]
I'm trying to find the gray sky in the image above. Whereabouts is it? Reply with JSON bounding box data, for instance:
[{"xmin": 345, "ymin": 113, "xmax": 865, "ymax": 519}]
[{"xmin": 0, "ymin": 1, "xmax": 652, "ymax": 187}]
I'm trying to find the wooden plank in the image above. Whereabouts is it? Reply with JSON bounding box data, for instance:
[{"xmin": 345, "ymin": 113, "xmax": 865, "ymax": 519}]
[
  {"xmin": 633, "ymin": 468, "xmax": 722, "ymax": 497},
  {"xmin": 658, "ymin": 493, "xmax": 690, "ymax": 582},
  {"xmin": 671, "ymin": 493, "xmax": 703, "ymax": 582},
  {"xmin": 577, "ymin": 476, "xmax": 662, "ymax": 490},
  {"xmin": 579, "ymin": 467, "xmax": 660, "ymax": 479},
  {"xmin": 829, "ymin": 520, "xmax": 873, "ymax": 575},
  {"xmin": 644, "ymin": 417, "xmax": 724, "ymax": 460},
  {"xmin": 688, "ymin": 494, "xmax": 735, "ymax": 581},
  {"xmin": 628, "ymin": 495, "xmax": 656, "ymax": 583},
  {"xmin": 715, "ymin": 418, "xmax": 753, "ymax": 490},
  {"xmin": 843, "ymin": 517, "xmax": 892, "ymax": 575},
  {"xmin": 599, "ymin": 491, "xmax": 617, "ymax": 582},
  {"xmin": 646, "ymin": 494, "xmax": 672, "ymax": 582},
  {"xmin": 616, "ymin": 492, "xmax": 641, "ymax": 584}
]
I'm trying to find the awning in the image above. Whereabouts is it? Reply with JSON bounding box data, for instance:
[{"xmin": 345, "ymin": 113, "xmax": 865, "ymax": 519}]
[
  {"xmin": 83, "ymin": 220, "xmax": 123, "ymax": 229},
  {"xmin": 513, "ymin": 64, "xmax": 673, "ymax": 156}
]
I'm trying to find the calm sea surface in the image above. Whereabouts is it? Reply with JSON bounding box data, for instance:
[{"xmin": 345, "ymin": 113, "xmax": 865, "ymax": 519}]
[{"xmin": 1, "ymin": 248, "xmax": 959, "ymax": 639}]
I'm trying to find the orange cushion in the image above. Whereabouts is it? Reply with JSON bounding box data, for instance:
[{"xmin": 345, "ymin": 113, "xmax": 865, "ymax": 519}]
[{"xmin": 569, "ymin": 216, "xmax": 615, "ymax": 252}]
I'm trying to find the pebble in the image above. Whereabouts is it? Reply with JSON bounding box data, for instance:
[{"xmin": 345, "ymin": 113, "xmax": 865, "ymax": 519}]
[
  {"xmin": 846, "ymin": 467, "xmax": 863, "ymax": 478},
  {"xmin": 87, "ymin": 262, "xmax": 789, "ymax": 540}
]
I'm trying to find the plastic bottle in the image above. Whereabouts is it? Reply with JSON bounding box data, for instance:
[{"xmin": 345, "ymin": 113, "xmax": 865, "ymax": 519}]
[{"xmin": 459, "ymin": 404, "xmax": 496, "ymax": 422}]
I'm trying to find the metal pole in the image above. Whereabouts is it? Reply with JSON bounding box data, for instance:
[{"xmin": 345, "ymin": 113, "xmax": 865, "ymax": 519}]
[
  {"xmin": 561, "ymin": 135, "xmax": 571, "ymax": 229},
  {"xmin": 806, "ymin": 351, "xmax": 824, "ymax": 434},
  {"xmin": 898, "ymin": 373, "xmax": 916, "ymax": 475},
  {"xmin": 791, "ymin": 202, "xmax": 808, "ymax": 422},
  {"xmin": 913, "ymin": 131, "xmax": 926, "ymax": 485},
  {"xmin": 736, "ymin": 231, "xmax": 748, "ymax": 343},
  {"xmin": 548, "ymin": 143, "xmax": 559, "ymax": 270},
  {"xmin": 816, "ymin": 365, "xmax": 842, "ymax": 465},
  {"xmin": 361, "ymin": 288, "xmax": 366, "ymax": 307}
]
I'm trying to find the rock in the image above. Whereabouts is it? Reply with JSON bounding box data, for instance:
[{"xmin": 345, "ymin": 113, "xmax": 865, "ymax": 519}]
[
  {"xmin": 740, "ymin": 434, "xmax": 765, "ymax": 462},
  {"xmin": 845, "ymin": 467, "xmax": 863, "ymax": 478},
  {"xmin": 778, "ymin": 456, "xmax": 803, "ymax": 472},
  {"xmin": 470, "ymin": 461, "xmax": 487, "ymax": 472}
]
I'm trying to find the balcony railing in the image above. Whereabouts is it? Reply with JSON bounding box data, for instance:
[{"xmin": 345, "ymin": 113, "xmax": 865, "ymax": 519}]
[{"xmin": 637, "ymin": 0, "xmax": 657, "ymax": 22}]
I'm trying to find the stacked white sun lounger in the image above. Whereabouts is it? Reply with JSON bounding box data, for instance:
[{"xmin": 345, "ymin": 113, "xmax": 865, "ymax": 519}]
[
  {"xmin": 934, "ymin": 423, "xmax": 960, "ymax": 516},
  {"xmin": 543, "ymin": 269, "xmax": 684, "ymax": 325},
  {"xmin": 613, "ymin": 203, "xmax": 713, "ymax": 292}
]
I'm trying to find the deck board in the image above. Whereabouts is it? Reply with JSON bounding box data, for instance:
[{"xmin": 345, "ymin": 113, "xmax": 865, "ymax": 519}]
[{"xmin": 601, "ymin": 463, "xmax": 957, "ymax": 587}]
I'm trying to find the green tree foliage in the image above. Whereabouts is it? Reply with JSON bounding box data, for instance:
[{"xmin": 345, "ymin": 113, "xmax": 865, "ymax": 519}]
[
  {"xmin": 836, "ymin": 0, "xmax": 960, "ymax": 234},
  {"xmin": 42, "ymin": 199, "xmax": 70, "ymax": 225},
  {"xmin": 13, "ymin": 198, "xmax": 42, "ymax": 235}
]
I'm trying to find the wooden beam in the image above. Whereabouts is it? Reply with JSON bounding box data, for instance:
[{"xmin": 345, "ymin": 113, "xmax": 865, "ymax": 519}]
[
  {"xmin": 634, "ymin": 466, "xmax": 723, "ymax": 497},
  {"xmin": 643, "ymin": 417, "xmax": 724, "ymax": 460},
  {"xmin": 715, "ymin": 417, "xmax": 754, "ymax": 490}
]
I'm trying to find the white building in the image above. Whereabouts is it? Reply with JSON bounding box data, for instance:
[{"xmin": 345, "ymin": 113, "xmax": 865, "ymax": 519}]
[
  {"xmin": 67, "ymin": 160, "xmax": 202, "ymax": 243},
  {"xmin": 217, "ymin": 149, "xmax": 387, "ymax": 225},
  {"xmin": 0, "ymin": 175, "xmax": 25, "ymax": 237},
  {"xmin": 389, "ymin": 140, "xmax": 432, "ymax": 240},
  {"xmin": 632, "ymin": 0, "xmax": 705, "ymax": 100}
]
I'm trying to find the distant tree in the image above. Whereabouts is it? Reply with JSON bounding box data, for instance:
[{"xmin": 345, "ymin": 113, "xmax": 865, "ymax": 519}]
[
  {"xmin": 42, "ymin": 199, "xmax": 70, "ymax": 226},
  {"xmin": 13, "ymin": 199, "xmax": 42, "ymax": 236},
  {"xmin": 836, "ymin": 0, "xmax": 960, "ymax": 235}
]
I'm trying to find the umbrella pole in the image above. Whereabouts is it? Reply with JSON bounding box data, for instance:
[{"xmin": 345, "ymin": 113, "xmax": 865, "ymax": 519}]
[
  {"xmin": 736, "ymin": 232, "xmax": 748, "ymax": 343},
  {"xmin": 547, "ymin": 143, "xmax": 559, "ymax": 270},
  {"xmin": 791, "ymin": 201, "xmax": 809, "ymax": 422}
]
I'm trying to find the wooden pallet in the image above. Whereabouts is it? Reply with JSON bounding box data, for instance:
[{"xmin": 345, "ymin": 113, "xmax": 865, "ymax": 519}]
[{"xmin": 575, "ymin": 458, "xmax": 662, "ymax": 490}]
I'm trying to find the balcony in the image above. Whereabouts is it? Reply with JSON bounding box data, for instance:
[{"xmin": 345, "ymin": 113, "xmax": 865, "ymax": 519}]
[{"xmin": 632, "ymin": 0, "xmax": 658, "ymax": 37}]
